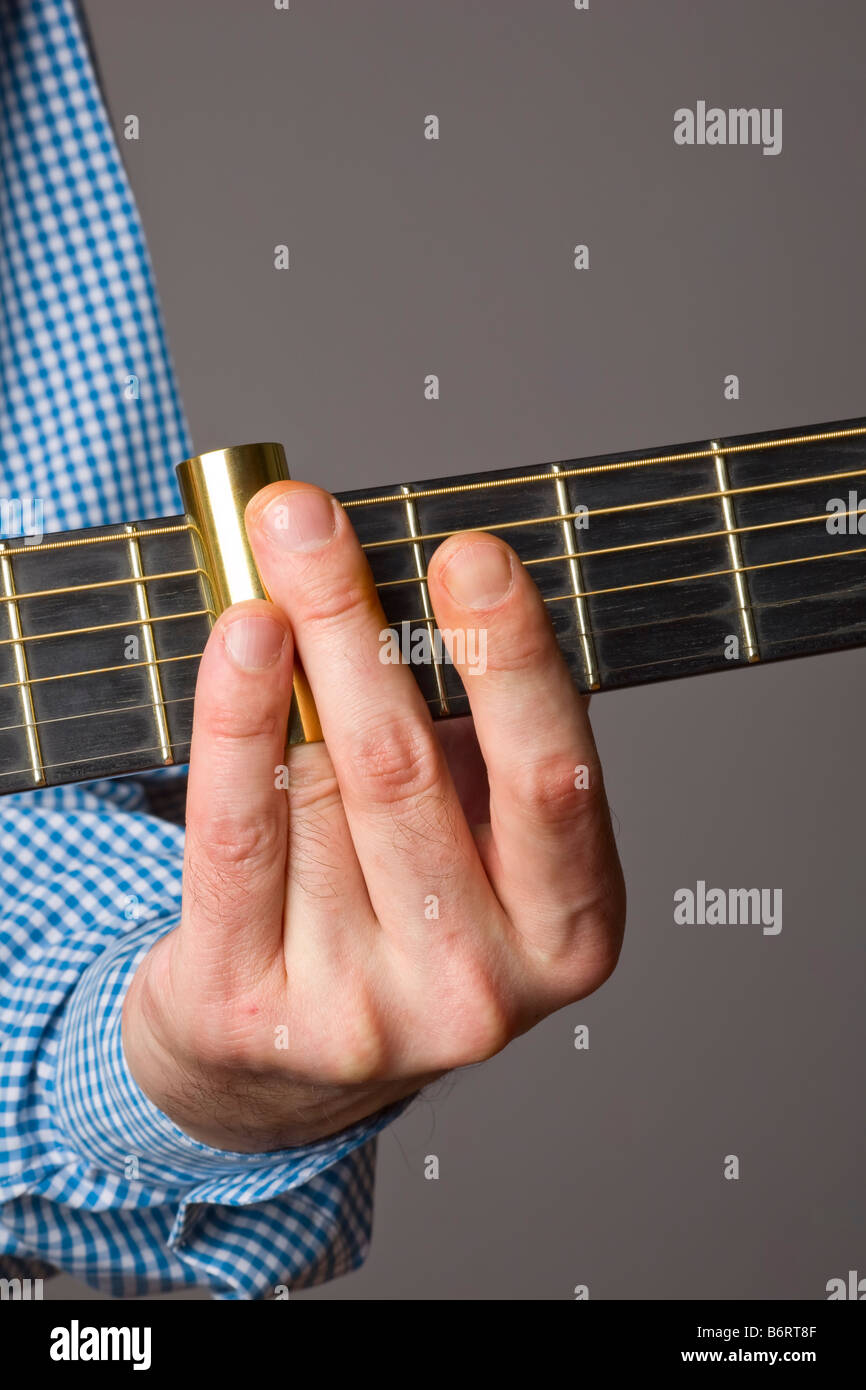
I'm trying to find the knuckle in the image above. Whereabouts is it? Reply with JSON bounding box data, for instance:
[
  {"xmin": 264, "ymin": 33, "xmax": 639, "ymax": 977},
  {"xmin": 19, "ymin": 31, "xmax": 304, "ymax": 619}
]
[
  {"xmin": 202, "ymin": 699, "xmax": 282, "ymax": 746},
  {"xmin": 462, "ymin": 995, "xmax": 512, "ymax": 1064},
  {"xmin": 433, "ymin": 973, "xmax": 514, "ymax": 1069},
  {"xmin": 317, "ymin": 998, "xmax": 391, "ymax": 1084},
  {"xmin": 192, "ymin": 809, "xmax": 284, "ymax": 875},
  {"xmin": 504, "ymin": 752, "xmax": 605, "ymax": 827},
  {"xmin": 343, "ymin": 713, "xmax": 442, "ymax": 808},
  {"xmin": 530, "ymin": 876, "xmax": 627, "ymax": 997},
  {"xmin": 577, "ymin": 878, "xmax": 627, "ymax": 979},
  {"xmin": 482, "ymin": 615, "xmax": 552, "ymax": 676},
  {"xmin": 579, "ymin": 938, "xmax": 624, "ymax": 995},
  {"xmin": 295, "ymin": 569, "xmax": 373, "ymax": 631},
  {"xmin": 478, "ymin": 592, "xmax": 558, "ymax": 672},
  {"xmin": 550, "ymin": 934, "xmax": 624, "ymax": 1005}
]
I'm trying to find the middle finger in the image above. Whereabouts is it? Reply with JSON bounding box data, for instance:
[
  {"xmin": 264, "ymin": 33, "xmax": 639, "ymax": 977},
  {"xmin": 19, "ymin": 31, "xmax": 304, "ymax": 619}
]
[{"xmin": 245, "ymin": 482, "xmax": 494, "ymax": 944}]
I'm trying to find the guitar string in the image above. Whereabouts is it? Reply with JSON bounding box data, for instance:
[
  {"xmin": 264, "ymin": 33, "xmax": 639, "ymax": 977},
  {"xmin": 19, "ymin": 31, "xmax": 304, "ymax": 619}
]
[
  {"xmin": 0, "ymin": 521, "xmax": 198, "ymax": 558},
  {"xmin": 373, "ymin": 506, "xmax": 866, "ymax": 590},
  {"xmin": 2, "ymin": 468, "xmax": 865, "ymax": 610},
  {"xmin": 0, "ymin": 613, "xmax": 857, "ymax": 781},
  {"xmin": 0, "ymin": 738, "xmax": 193, "ymax": 782},
  {"xmin": 339, "ymin": 424, "xmax": 866, "ymax": 507},
  {"xmin": 423, "ymin": 616, "xmax": 866, "ymax": 709},
  {"xmin": 0, "ymin": 542, "xmax": 861, "ymax": 739},
  {"xmin": 1, "ymin": 425, "xmax": 861, "ymax": 563},
  {"xmin": 0, "ymin": 431, "xmax": 860, "ymax": 727},
  {"xmin": 354, "ymin": 465, "xmax": 866, "ymax": 552},
  {"xmin": 394, "ymin": 542, "xmax": 866, "ymax": 624},
  {"xmin": 432, "ymin": 623, "xmax": 866, "ymax": 697},
  {"xmin": 604, "ymin": 612, "xmax": 866, "ymax": 678},
  {"xmin": 0, "ymin": 691, "xmax": 194, "ymax": 736},
  {"xmin": 0, "ymin": 526, "xmax": 863, "ymax": 661},
  {"xmin": 0, "ymin": 573, "xmax": 859, "ymax": 739},
  {"xmin": 420, "ymin": 619, "xmax": 866, "ymax": 697},
  {"xmin": 0, "ymin": 566, "xmax": 209, "ymax": 605},
  {"xmin": 545, "ymin": 542, "xmax": 866, "ymax": 606},
  {"xmin": 598, "ymin": 622, "xmax": 866, "ymax": 679},
  {"xmin": 0, "ymin": 649, "xmax": 203, "ymax": 693},
  {"xmin": 394, "ymin": 568, "xmax": 866, "ymax": 645},
  {"xmin": 0, "ymin": 541, "xmax": 864, "ymax": 690},
  {"xmin": 0, "ymin": 608, "xmax": 215, "ymax": 652}
]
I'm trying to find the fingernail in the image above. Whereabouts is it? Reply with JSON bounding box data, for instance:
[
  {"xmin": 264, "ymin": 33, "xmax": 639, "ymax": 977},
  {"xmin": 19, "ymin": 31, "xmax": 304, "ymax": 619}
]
[
  {"xmin": 440, "ymin": 541, "xmax": 514, "ymax": 610},
  {"xmin": 223, "ymin": 614, "xmax": 287, "ymax": 670},
  {"xmin": 259, "ymin": 489, "xmax": 336, "ymax": 552}
]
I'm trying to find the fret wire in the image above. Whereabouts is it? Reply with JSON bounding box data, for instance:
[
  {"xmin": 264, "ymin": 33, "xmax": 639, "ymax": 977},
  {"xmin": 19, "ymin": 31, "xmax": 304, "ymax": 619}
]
[
  {"xmin": 0, "ymin": 520, "xmax": 197, "ymax": 559},
  {"xmin": 0, "ymin": 607, "xmax": 215, "ymax": 652},
  {"xmin": 551, "ymin": 463, "xmax": 599, "ymax": 690},
  {"xmin": 355, "ymin": 464, "xmax": 866, "ymax": 553},
  {"xmin": 401, "ymin": 484, "xmax": 449, "ymax": 715},
  {"xmin": 0, "ymin": 649, "xmax": 204, "ymax": 693},
  {"xmin": 339, "ymin": 424, "xmax": 866, "ymax": 508},
  {"xmin": 0, "ymin": 543, "xmax": 45, "ymax": 786},
  {"xmin": 711, "ymin": 441, "xmax": 759, "ymax": 662},
  {"xmin": 125, "ymin": 523, "xmax": 173, "ymax": 766},
  {"xmin": 371, "ymin": 505, "xmax": 866, "ymax": 590}
]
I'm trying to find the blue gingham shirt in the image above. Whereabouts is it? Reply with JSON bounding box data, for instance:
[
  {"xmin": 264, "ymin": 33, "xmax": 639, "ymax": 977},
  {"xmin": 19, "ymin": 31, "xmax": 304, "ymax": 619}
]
[{"xmin": 0, "ymin": 0, "xmax": 399, "ymax": 1298}]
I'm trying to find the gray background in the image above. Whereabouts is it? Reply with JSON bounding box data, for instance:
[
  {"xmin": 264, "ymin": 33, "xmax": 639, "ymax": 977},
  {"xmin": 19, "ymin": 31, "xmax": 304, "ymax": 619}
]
[{"xmin": 55, "ymin": 0, "xmax": 865, "ymax": 1299}]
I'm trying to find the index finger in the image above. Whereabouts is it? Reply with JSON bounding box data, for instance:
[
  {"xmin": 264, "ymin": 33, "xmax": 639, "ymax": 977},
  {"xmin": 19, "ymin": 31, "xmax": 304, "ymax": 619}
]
[{"xmin": 181, "ymin": 599, "xmax": 293, "ymax": 980}]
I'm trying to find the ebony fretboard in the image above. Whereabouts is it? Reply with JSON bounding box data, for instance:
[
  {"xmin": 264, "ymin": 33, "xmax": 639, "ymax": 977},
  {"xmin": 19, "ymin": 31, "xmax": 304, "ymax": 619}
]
[
  {"xmin": 0, "ymin": 520, "xmax": 209, "ymax": 794},
  {"xmin": 3, "ymin": 413, "xmax": 866, "ymax": 795},
  {"xmin": 340, "ymin": 414, "xmax": 866, "ymax": 719}
]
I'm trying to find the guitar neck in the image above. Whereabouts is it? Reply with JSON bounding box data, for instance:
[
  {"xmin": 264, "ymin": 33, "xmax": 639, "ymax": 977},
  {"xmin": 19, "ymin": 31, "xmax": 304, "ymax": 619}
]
[
  {"xmin": 3, "ymin": 413, "xmax": 866, "ymax": 795},
  {"xmin": 0, "ymin": 520, "xmax": 209, "ymax": 795}
]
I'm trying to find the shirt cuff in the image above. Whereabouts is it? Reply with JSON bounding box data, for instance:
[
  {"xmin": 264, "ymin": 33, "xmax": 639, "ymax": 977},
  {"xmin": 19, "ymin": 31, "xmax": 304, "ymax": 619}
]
[{"xmin": 54, "ymin": 915, "xmax": 411, "ymax": 1209}]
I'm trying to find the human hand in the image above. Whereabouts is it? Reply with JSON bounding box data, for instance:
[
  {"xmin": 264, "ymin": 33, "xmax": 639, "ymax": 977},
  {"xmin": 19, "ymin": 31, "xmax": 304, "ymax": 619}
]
[{"xmin": 122, "ymin": 483, "xmax": 625, "ymax": 1151}]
